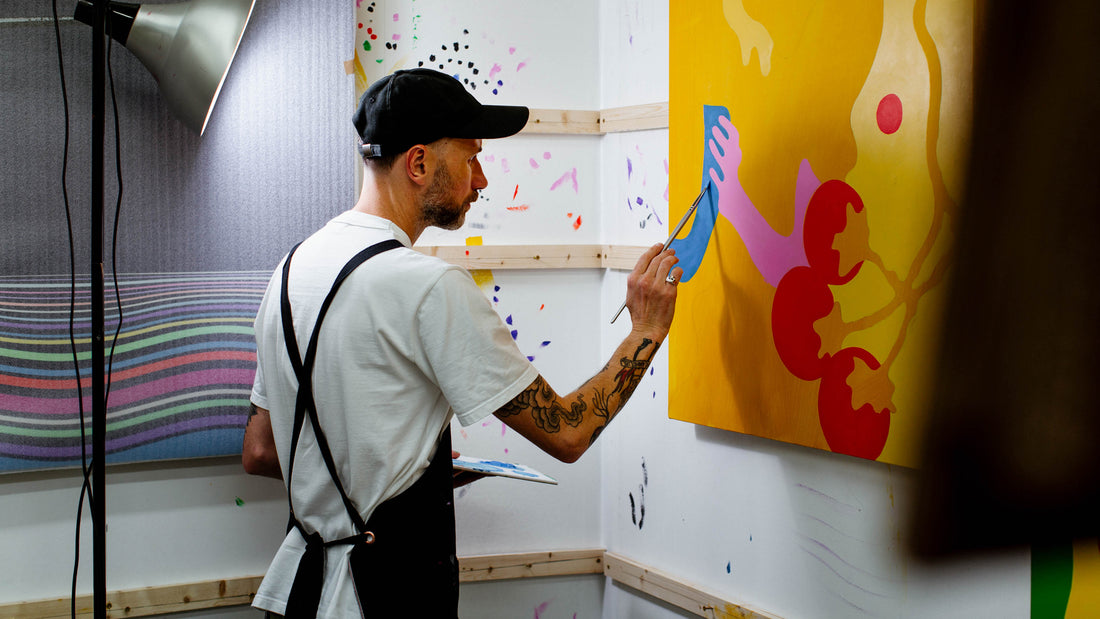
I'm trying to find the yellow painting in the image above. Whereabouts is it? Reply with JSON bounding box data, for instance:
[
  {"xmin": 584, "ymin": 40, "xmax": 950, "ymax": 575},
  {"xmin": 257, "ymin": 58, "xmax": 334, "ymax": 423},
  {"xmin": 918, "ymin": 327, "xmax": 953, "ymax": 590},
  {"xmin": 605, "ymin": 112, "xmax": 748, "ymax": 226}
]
[{"xmin": 668, "ymin": 0, "xmax": 973, "ymax": 467}]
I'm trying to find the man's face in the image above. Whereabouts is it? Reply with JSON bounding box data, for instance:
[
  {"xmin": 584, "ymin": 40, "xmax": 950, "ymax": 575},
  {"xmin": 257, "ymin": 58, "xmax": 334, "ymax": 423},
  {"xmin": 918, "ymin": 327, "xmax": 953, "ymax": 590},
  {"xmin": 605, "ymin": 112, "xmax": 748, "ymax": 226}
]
[{"xmin": 422, "ymin": 138, "xmax": 487, "ymax": 231}]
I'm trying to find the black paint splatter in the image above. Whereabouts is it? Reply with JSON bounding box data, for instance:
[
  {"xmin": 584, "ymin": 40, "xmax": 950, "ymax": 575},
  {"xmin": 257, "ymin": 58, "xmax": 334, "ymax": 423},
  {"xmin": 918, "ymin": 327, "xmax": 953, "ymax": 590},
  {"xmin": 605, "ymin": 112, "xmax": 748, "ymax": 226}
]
[
  {"xmin": 416, "ymin": 28, "xmax": 504, "ymax": 94},
  {"xmin": 628, "ymin": 457, "xmax": 648, "ymax": 530}
]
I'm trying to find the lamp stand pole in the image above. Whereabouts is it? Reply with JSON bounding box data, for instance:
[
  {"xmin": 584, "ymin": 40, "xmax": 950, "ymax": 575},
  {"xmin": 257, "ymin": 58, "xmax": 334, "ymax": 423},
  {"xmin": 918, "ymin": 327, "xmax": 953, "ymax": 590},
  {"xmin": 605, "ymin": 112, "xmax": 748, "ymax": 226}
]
[{"xmin": 90, "ymin": 1, "xmax": 108, "ymax": 618}]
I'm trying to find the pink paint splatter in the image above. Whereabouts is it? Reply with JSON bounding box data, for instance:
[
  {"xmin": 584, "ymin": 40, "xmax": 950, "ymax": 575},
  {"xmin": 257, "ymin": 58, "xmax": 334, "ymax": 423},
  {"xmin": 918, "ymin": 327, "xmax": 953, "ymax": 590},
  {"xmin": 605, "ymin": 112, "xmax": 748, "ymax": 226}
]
[
  {"xmin": 489, "ymin": 63, "xmax": 503, "ymax": 79},
  {"xmin": 392, "ymin": 34, "xmax": 400, "ymax": 41},
  {"xmin": 501, "ymin": 158, "xmax": 511, "ymax": 173},
  {"xmin": 550, "ymin": 168, "xmax": 578, "ymax": 193},
  {"xmin": 664, "ymin": 159, "xmax": 670, "ymax": 201},
  {"xmin": 517, "ymin": 59, "xmax": 528, "ymax": 71},
  {"xmin": 509, "ymin": 46, "xmax": 517, "ymax": 55},
  {"xmin": 392, "ymin": 12, "xmax": 399, "ymax": 21},
  {"xmin": 543, "ymin": 151, "xmax": 551, "ymax": 160},
  {"xmin": 533, "ymin": 602, "xmax": 551, "ymax": 619},
  {"xmin": 529, "ymin": 158, "xmax": 540, "ymax": 169}
]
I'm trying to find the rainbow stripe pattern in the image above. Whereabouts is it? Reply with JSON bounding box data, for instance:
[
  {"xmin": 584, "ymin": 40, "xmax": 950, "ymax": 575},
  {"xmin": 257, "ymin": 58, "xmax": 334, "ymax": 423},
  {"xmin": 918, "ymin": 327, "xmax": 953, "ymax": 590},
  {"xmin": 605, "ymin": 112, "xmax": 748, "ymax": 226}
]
[{"xmin": 0, "ymin": 272, "xmax": 269, "ymax": 472}]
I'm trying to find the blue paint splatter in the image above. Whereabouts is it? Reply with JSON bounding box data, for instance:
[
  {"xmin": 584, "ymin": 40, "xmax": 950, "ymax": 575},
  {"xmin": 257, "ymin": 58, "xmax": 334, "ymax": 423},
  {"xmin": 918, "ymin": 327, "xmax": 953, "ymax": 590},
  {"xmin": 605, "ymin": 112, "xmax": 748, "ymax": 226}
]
[{"xmin": 726, "ymin": 561, "xmax": 731, "ymax": 574}]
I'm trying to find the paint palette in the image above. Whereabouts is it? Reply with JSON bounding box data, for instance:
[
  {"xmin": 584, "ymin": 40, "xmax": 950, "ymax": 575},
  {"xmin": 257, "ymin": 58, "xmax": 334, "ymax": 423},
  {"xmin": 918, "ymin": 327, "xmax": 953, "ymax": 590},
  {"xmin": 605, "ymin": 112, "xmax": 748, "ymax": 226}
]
[{"xmin": 452, "ymin": 455, "xmax": 558, "ymax": 485}]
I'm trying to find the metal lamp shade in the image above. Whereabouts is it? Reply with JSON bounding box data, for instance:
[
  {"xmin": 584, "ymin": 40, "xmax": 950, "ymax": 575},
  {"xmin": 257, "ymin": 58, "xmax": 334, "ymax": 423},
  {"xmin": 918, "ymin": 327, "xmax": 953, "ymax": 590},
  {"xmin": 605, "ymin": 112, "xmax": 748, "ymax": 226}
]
[{"xmin": 76, "ymin": 0, "xmax": 255, "ymax": 135}]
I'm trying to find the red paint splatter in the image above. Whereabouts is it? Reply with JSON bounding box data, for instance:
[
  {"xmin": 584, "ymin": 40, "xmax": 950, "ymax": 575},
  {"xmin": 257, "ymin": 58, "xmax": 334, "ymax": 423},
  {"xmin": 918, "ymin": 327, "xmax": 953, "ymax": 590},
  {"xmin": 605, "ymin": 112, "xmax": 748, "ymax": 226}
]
[
  {"xmin": 573, "ymin": 215, "xmax": 583, "ymax": 230},
  {"xmin": 513, "ymin": 184, "xmax": 519, "ymax": 200},
  {"xmin": 358, "ymin": 23, "xmax": 363, "ymax": 29},
  {"xmin": 876, "ymin": 94, "xmax": 903, "ymax": 134},
  {"xmin": 539, "ymin": 304, "xmax": 545, "ymax": 310},
  {"xmin": 507, "ymin": 205, "xmax": 529, "ymax": 211}
]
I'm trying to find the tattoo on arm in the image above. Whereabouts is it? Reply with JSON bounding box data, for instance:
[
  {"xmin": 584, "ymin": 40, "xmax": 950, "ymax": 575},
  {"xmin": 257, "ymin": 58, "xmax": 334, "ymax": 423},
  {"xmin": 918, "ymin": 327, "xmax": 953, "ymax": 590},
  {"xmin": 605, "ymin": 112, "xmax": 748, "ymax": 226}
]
[
  {"xmin": 612, "ymin": 338, "xmax": 658, "ymax": 397},
  {"xmin": 498, "ymin": 376, "xmax": 586, "ymax": 433},
  {"xmin": 246, "ymin": 403, "xmax": 259, "ymax": 427}
]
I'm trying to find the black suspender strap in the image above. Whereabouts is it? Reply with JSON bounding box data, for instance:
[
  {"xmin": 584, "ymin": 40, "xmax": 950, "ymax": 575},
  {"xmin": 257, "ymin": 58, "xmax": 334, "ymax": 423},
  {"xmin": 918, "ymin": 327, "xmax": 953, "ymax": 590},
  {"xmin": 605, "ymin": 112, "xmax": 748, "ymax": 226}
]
[{"xmin": 278, "ymin": 238, "xmax": 402, "ymax": 617}]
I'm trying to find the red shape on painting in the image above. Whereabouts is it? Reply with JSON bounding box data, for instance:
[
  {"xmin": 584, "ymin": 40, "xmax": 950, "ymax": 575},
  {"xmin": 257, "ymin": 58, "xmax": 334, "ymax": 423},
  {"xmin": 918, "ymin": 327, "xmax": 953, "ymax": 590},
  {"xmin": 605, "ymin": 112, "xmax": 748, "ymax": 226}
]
[
  {"xmin": 817, "ymin": 347, "xmax": 891, "ymax": 460},
  {"xmin": 803, "ymin": 179, "xmax": 865, "ymax": 285},
  {"xmin": 876, "ymin": 94, "xmax": 903, "ymax": 134},
  {"xmin": 772, "ymin": 266, "xmax": 834, "ymax": 381}
]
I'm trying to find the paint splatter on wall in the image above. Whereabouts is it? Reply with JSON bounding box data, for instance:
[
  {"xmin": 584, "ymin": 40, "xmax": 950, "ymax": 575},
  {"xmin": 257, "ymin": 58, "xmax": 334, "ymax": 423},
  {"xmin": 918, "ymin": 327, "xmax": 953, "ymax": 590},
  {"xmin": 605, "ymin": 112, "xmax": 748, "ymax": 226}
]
[
  {"xmin": 418, "ymin": 144, "xmax": 594, "ymax": 247},
  {"xmin": 623, "ymin": 143, "xmax": 669, "ymax": 231}
]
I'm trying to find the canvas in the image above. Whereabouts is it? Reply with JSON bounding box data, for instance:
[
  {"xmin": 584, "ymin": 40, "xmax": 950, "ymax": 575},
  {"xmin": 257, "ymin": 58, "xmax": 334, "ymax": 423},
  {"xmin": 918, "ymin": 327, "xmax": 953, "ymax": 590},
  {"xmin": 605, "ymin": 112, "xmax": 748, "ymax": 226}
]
[{"xmin": 668, "ymin": 0, "xmax": 973, "ymax": 467}]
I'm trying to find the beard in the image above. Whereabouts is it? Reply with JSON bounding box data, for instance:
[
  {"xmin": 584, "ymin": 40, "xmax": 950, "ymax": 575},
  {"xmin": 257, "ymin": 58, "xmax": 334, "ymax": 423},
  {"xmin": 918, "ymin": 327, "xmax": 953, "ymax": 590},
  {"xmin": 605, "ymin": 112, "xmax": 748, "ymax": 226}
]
[{"xmin": 421, "ymin": 164, "xmax": 478, "ymax": 231}]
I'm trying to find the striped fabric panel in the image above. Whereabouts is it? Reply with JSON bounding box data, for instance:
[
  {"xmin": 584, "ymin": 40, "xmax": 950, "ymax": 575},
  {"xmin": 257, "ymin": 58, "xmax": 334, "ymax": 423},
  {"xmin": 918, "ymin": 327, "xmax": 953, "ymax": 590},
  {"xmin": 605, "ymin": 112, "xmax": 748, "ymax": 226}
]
[{"xmin": 0, "ymin": 272, "xmax": 271, "ymax": 472}]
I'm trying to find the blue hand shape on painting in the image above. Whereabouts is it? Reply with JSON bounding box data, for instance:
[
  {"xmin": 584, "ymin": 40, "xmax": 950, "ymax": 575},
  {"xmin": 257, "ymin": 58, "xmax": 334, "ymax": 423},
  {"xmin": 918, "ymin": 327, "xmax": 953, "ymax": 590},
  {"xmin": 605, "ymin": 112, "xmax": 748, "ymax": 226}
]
[{"xmin": 668, "ymin": 105, "xmax": 727, "ymax": 282}]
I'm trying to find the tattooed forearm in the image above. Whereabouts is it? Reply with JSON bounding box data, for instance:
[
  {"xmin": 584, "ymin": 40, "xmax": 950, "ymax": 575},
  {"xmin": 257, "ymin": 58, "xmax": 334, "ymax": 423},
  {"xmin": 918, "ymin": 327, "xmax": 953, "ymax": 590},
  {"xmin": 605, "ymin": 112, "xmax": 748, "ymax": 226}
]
[
  {"xmin": 589, "ymin": 388, "xmax": 612, "ymax": 446},
  {"xmin": 612, "ymin": 338, "xmax": 659, "ymax": 397},
  {"xmin": 246, "ymin": 403, "xmax": 259, "ymax": 427},
  {"xmin": 497, "ymin": 376, "xmax": 586, "ymax": 433}
]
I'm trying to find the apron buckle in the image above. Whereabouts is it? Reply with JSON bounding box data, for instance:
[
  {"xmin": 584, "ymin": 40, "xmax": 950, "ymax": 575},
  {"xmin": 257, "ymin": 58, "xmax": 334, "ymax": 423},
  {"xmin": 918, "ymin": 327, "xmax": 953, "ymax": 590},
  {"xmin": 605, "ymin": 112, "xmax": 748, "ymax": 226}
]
[{"xmin": 363, "ymin": 531, "xmax": 376, "ymax": 545}]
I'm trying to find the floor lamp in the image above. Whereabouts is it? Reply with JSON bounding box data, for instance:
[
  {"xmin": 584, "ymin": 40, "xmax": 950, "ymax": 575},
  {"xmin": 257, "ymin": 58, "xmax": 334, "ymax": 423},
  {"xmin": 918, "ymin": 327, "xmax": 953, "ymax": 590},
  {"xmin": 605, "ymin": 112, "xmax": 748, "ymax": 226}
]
[{"xmin": 72, "ymin": 1, "xmax": 254, "ymax": 616}]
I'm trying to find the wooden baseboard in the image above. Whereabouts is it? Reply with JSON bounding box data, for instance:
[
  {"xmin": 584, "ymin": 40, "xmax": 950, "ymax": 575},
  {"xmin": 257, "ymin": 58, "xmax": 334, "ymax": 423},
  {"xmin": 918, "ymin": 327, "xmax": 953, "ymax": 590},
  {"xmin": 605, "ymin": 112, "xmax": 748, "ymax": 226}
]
[
  {"xmin": 603, "ymin": 552, "xmax": 780, "ymax": 619},
  {"xmin": 414, "ymin": 243, "xmax": 648, "ymax": 271},
  {"xmin": 4, "ymin": 550, "xmax": 779, "ymax": 619},
  {"xmin": 2, "ymin": 550, "xmax": 604, "ymax": 619}
]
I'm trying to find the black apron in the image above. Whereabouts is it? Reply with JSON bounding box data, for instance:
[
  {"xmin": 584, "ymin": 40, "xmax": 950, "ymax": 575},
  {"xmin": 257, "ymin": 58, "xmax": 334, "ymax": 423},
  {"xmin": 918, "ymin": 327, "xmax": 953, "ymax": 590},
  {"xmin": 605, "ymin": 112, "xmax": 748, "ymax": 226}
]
[{"xmin": 278, "ymin": 239, "xmax": 459, "ymax": 618}]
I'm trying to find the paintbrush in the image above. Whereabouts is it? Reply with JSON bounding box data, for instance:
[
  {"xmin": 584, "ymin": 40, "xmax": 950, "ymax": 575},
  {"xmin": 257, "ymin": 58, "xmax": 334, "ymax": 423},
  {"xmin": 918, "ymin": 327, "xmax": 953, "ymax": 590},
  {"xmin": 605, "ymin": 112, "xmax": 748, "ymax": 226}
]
[{"xmin": 610, "ymin": 181, "xmax": 711, "ymax": 324}]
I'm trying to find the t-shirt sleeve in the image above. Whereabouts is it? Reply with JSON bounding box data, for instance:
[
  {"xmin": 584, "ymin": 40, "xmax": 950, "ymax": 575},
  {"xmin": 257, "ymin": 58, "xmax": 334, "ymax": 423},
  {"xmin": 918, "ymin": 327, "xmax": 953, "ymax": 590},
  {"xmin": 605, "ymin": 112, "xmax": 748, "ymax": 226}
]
[{"xmin": 416, "ymin": 268, "xmax": 539, "ymax": 427}]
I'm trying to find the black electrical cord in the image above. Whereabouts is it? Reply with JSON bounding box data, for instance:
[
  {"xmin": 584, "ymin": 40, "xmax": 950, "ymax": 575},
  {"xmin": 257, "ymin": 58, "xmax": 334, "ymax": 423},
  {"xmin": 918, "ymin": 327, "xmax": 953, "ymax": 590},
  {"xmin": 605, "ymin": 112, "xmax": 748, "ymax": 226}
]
[{"xmin": 51, "ymin": 3, "xmax": 93, "ymax": 618}]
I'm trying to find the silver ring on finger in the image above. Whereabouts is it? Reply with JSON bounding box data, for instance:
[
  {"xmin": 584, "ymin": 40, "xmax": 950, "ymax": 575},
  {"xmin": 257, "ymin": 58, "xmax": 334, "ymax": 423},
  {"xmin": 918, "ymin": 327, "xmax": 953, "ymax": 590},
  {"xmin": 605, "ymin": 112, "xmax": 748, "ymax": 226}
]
[{"xmin": 665, "ymin": 273, "xmax": 678, "ymax": 285}]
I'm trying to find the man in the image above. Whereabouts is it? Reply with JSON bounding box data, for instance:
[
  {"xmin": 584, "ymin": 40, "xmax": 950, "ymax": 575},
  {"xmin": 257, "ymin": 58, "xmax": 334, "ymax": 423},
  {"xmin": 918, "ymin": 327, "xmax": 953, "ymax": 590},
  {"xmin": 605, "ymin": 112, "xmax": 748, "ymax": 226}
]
[{"xmin": 243, "ymin": 68, "xmax": 680, "ymax": 617}]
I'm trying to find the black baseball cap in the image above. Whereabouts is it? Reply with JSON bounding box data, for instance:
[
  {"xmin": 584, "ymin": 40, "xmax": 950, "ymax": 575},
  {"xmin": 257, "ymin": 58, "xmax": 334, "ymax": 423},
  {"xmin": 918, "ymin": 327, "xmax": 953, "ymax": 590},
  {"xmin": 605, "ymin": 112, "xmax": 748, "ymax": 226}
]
[{"xmin": 353, "ymin": 68, "xmax": 530, "ymax": 158}]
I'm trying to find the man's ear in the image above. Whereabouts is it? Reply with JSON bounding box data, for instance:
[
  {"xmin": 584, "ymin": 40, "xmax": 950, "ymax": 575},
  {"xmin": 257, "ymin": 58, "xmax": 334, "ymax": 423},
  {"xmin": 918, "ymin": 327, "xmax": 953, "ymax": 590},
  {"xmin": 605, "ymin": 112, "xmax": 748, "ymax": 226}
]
[{"xmin": 404, "ymin": 145, "xmax": 433, "ymax": 186}]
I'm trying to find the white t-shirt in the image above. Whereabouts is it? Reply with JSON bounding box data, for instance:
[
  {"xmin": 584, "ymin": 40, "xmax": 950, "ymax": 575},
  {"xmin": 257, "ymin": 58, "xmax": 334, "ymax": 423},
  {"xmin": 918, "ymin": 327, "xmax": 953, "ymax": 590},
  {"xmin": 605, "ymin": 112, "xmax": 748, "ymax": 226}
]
[{"xmin": 250, "ymin": 211, "xmax": 539, "ymax": 617}]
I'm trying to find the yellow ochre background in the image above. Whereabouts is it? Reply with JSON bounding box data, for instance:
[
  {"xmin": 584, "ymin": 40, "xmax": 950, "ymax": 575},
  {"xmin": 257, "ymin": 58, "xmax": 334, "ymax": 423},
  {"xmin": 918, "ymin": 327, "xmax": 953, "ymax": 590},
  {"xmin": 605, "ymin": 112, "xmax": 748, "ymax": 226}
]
[{"xmin": 668, "ymin": 0, "xmax": 973, "ymax": 468}]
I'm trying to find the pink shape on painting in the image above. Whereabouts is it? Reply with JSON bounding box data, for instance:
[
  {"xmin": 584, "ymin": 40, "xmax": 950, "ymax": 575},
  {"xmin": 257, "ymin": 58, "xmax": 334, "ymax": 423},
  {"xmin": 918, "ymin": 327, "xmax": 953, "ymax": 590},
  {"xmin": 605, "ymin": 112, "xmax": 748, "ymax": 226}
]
[
  {"xmin": 708, "ymin": 114, "xmax": 819, "ymax": 286},
  {"xmin": 392, "ymin": 34, "xmax": 400, "ymax": 41},
  {"xmin": 392, "ymin": 12, "xmax": 399, "ymax": 21},
  {"xmin": 543, "ymin": 151, "xmax": 551, "ymax": 160},
  {"xmin": 509, "ymin": 46, "xmax": 517, "ymax": 54},
  {"xmin": 529, "ymin": 158, "xmax": 539, "ymax": 169},
  {"xmin": 517, "ymin": 60, "xmax": 528, "ymax": 71},
  {"xmin": 876, "ymin": 94, "xmax": 903, "ymax": 134},
  {"xmin": 489, "ymin": 63, "xmax": 503, "ymax": 79}
]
